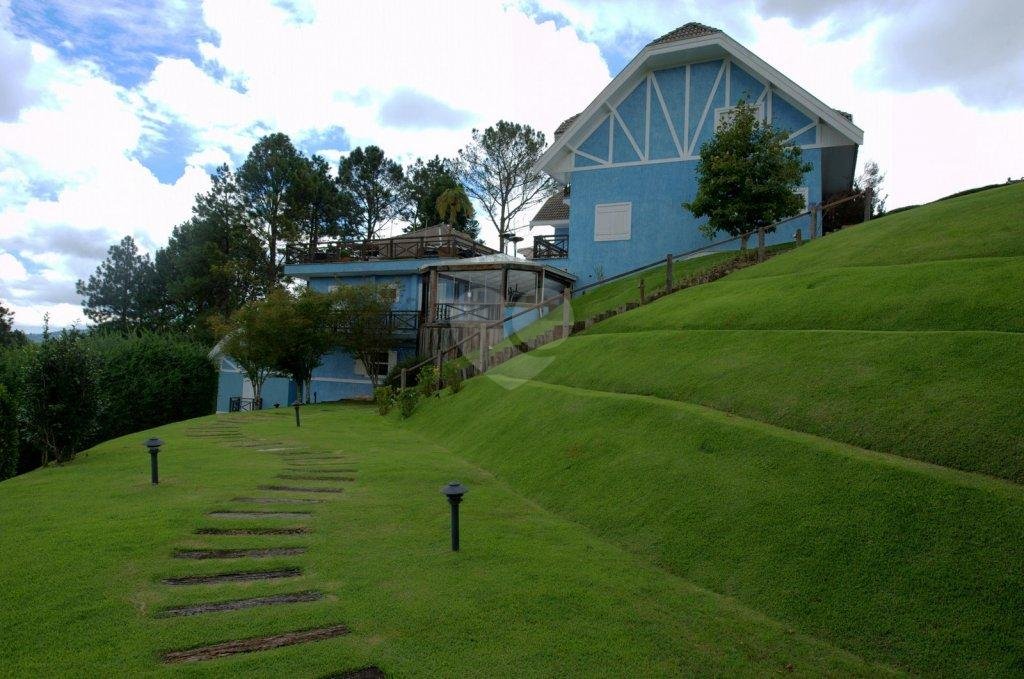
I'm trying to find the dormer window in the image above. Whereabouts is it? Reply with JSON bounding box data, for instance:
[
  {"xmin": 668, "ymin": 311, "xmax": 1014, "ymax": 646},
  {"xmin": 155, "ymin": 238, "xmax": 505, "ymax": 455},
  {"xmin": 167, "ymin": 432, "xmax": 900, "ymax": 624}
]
[{"xmin": 714, "ymin": 103, "xmax": 765, "ymax": 129}]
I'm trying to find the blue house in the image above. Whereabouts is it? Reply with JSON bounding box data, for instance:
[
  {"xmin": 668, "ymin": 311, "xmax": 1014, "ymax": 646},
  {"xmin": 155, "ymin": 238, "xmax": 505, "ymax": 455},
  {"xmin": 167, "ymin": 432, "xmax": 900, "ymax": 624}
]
[
  {"xmin": 215, "ymin": 21, "xmax": 864, "ymax": 410},
  {"xmin": 215, "ymin": 224, "xmax": 575, "ymax": 410},
  {"xmin": 527, "ymin": 22, "xmax": 864, "ymax": 283}
]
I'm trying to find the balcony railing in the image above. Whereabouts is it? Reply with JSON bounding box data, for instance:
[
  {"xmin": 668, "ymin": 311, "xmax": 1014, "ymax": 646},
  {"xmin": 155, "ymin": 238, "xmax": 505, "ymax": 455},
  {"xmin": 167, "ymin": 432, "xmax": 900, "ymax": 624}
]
[
  {"xmin": 387, "ymin": 310, "xmax": 420, "ymax": 335},
  {"xmin": 228, "ymin": 397, "xmax": 262, "ymax": 412},
  {"xmin": 331, "ymin": 311, "xmax": 419, "ymax": 336},
  {"xmin": 285, "ymin": 235, "xmax": 496, "ymax": 265},
  {"xmin": 532, "ymin": 234, "xmax": 568, "ymax": 259},
  {"xmin": 435, "ymin": 302, "xmax": 503, "ymax": 323}
]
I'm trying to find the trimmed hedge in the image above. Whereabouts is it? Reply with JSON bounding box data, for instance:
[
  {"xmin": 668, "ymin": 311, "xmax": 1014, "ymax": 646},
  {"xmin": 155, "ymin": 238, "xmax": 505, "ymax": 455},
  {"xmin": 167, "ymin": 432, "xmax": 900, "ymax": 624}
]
[{"xmin": 84, "ymin": 332, "xmax": 218, "ymax": 443}]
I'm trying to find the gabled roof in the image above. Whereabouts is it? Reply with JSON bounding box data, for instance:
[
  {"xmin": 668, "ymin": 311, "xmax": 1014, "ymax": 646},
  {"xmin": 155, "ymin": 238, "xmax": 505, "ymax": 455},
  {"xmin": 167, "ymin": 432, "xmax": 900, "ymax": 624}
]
[
  {"xmin": 647, "ymin": 22, "xmax": 721, "ymax": 47},
  {"xmin": 530, "ymin": 193, "xmax": 570, "ymax": 225},
  {"xmin": 537, "ymin": 22, "xmax": 864, "ymax": 179}
]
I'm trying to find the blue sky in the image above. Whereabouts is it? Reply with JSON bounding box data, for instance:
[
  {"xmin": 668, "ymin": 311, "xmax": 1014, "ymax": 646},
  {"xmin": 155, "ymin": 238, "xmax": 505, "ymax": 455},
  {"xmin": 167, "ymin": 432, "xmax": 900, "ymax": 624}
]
[{"xmin": 1, "ymin": 0, "xmax": 1022, "ymax": 330}]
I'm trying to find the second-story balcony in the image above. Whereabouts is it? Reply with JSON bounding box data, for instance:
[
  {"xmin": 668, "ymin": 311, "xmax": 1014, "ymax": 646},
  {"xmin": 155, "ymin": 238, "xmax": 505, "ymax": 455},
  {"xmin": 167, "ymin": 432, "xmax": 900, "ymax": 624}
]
[
  {"xmin": 532, "ymin": 234, "xmax": 568, "ymax": 260},
  {"xmin": 285, "ymin": 226, "xmax": 496, "ymax": 265},
  {"xmin": 331, "ymin": 310, "xmax": 419, "ymax": 338}
]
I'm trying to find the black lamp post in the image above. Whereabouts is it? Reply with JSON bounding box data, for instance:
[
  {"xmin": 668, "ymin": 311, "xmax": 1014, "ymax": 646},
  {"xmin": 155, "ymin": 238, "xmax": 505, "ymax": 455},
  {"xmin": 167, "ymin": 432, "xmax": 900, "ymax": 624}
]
[
  {"xmin": 441, "ymin": 481, "xmax": 467, "ymax": 551},
  {"xmin": 293, "ymin": 399, "xmax": 302, "ymax": 427},
  {"xmin": 144, "ymin": 437, "xmax": 164, "ymax": 485}
]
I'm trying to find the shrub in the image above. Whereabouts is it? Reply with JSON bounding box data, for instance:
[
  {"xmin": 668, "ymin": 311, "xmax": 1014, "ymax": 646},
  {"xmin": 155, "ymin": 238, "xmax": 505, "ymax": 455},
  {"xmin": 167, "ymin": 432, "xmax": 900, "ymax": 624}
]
[
  {"xmin": 374, "ymin": 386, "xmax": 394, "ymax": 415},
  {"xmin": 385, "ymin": 354, "xmax": 428, "ymax": 389},
  {"xmin": 418, "ymin": 364, "xmax": 440, "ymax": 398},
  {"xmin": 443, "ymin": 362, "xmax": 464, "ymax": 394},
  {"xmin": 84, "ymin": 332, "xmax": 218, "ymax": 444},
  {"xmin": 22, "ymin": 329, "xmax": 99, "ymax": 465},
  {"xmin": 397, "ymin": 387, "xmax": 419, "ymax": 418},
  {"xmin": 0, "ymin": 384, "xmax": 17, "ymax": 480}
]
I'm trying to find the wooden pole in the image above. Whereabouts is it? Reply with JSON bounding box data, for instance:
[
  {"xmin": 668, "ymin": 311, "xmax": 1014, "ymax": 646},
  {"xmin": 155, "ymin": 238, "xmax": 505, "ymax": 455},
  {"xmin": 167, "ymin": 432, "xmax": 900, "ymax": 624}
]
[
  {"xmin": 757, "ymin": 228, "xmax": 765, "ymax": 262},
  {"xmin": 561, "ymin": 287, "xmax": 571, "ymax": 336},
  {"xmin": 795, "ymin": 228, "xmax": 803, "ymax": 246},
  {"xmin": 427, "ymin": 268, "xmax": 438, "ymax": 323},
  {"xmin": 639, "ymin": 278, "xmax": 646, "ymax": 304},
  {"xmin": 809, "ymin": 205, "xmax": 818, "ymax": 239},
  {"xmin": 478, "ymin": 325, "xmax": 487, "ymax": 373},
  {"xmin": 665, "ymin": 254, "xmax": 674, "ymax": 292},
  {"xmin": 400, "ymin": 368, "xmax": 407, "ymax": 390}
]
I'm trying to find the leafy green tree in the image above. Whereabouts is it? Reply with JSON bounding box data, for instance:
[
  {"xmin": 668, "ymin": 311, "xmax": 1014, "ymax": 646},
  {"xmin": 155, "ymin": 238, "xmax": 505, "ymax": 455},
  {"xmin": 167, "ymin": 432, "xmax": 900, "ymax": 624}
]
[
  {"xmin": 237, "ymin": 133, "xmax": 304, "ymax": 287},
  {"xmin": 268, "ymin": 287, "xmax": 335, "ymax": 403},
  {"xmin": 404, "ymin": 156, "xmax": 479, "ymax": 237},
  {"xmin": 436, "ymin": 186, "xmax": 476, "ymax": 236},
  {"xmin": 337, "ymin": 145, "xmax": 405, "ymax": 242},
  {"xmin": 328, "ymin": 283, "xmax": 398, "ymax": 389},
  {"xmin": 76, "ymin": 235, "xmax": 163, "ymax": 333},
  {"xmin": 684, "ymin": 101, "xmax": 811, "ymax": 248},
  {"xmin": 0, "ymin": 301, "xmax": 28, "ymax": 348},
  {"xmin": 212, "ymin": 296, "xmax": 284, "ymax": 406},
  {"xmin": 288, "ymin": 154, "xmax": 359, "ymax": 256},
  {"xmin": 21, "ymin": 328, "xmax": 99, "ymax": 466},
  {"xmin": 456, "ymin": 121, "xmax": 552, "ymax": 252},
  {"xmin": 156, "ymin": 165, "xmax": 266, "ymax": 343}
]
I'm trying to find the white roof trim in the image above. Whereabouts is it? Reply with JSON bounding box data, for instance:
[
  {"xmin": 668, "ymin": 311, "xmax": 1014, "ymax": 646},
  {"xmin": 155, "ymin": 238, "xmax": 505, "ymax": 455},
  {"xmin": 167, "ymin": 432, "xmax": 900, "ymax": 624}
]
[{"xmin": 537, "ymin": 31, "xmax": 863, "ymax": 176}]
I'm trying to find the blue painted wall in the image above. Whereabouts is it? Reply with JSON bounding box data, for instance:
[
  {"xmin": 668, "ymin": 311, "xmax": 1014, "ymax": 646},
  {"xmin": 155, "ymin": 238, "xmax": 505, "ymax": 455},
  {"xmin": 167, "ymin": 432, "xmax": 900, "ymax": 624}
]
[{"xmin": 565, "ymin": 149, "xmax": 821, "ymax": 284}]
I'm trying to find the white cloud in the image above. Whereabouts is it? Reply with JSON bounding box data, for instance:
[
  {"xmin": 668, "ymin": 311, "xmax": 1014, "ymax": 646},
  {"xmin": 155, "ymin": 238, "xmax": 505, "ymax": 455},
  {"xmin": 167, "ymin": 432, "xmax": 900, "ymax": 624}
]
[{"xmin": 0, "ymin": 251, "xmax": 28, "ymax": 281}]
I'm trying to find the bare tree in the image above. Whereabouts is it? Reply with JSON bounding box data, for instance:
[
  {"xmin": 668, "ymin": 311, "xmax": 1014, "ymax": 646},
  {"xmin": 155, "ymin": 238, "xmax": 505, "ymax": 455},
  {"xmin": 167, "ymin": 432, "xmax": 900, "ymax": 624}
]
[{"xmin": 456, "ymin": 121, "xmax": 553, "ymax": 253}]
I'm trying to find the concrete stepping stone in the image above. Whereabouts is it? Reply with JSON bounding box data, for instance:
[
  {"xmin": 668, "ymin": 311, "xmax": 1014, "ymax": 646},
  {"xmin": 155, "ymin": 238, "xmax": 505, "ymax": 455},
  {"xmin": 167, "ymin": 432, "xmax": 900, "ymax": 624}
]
[
  {"xmin": 162, "ymin": 568, "xmax": 301, "ymax": 585},
  {"xmin": 161, "ymin": 624, "xmax": 350, "ymax": 663},
  {"xmin": 284, "ymin": 468, "xmax": 358, "ymax": 474},
  {"xmin": 208, "ymin": 510, "xmax": 312, "ymax": 519},
  {"xmin": 323, "ymin": 667, "xmax": 387, "ymax": 679},
  {"xmin": 174, "ymin": 547, "xmax": 307, "ymax": 559},
  {"xmin": 155, "ymin": 590, "xmax": 323, "ymax": 618},
  {"xmin": 196, "ymin": 527, "xmax": 309, "ymax": 535},
  {"xmin": 277, "ymin": 474, "xmax": 354, "ymax": 482},
  {"xmin": 232, "ymin": 496, "xmax": 324, "ymax": 504},
  {"xmin": 258, "ymin": 485, "xmax": 343, "ymax": 494}
]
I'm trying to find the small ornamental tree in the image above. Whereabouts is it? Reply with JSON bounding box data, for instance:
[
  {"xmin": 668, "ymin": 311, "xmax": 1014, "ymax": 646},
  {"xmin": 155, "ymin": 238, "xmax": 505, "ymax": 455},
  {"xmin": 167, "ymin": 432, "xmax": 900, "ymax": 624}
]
[
  {"xmin": 271, "ymin": 287, "xmax": 335, "ymax": 403},
  {"xmin": 213, "ymin": 295, "xmax": 283, "ymax": 405},
  {"xmin": 328, "ymin": 283, "xmax": 398, "ymax": 389},
  {"xmin": 684, "ymin": 100, "xmax": 811, "ymax": 248},
  {"xmin": 22, "ymin": 328, "xmax": 99, "ymax": 466}
]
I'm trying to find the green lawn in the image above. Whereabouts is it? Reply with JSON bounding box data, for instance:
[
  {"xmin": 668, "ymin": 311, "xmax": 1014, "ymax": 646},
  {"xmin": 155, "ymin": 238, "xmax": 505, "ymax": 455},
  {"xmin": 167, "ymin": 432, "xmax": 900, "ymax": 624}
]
[
  {"xmin": 0, "ymin": 407, "xmax": 886, "ymax": 677},
  {"xmin": 3, "ymin": 183, "xmax": 1021, "ymax": 676}
]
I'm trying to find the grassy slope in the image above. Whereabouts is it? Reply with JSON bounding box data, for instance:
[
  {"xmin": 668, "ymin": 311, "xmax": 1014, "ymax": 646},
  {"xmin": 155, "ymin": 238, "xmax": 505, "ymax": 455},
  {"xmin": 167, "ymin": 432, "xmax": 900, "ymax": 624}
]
[
  {"xmin": 512, "ymin": 183, "xmax": 1024, "ymax": 480},
  {"xmin": 0, "ymin": 407, "xmax": 886, "ymax": 677},
  {"xmin": 410, "ymin": 183, "xmax": 1024, "ymax": 674}
]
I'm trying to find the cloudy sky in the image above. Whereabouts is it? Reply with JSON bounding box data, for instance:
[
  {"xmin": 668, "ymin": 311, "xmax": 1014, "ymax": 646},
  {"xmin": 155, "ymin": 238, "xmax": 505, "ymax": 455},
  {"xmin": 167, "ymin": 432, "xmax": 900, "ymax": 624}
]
[{"xmin": 1, "ymin": 0, "xmax": 1022, "ymax": 331}]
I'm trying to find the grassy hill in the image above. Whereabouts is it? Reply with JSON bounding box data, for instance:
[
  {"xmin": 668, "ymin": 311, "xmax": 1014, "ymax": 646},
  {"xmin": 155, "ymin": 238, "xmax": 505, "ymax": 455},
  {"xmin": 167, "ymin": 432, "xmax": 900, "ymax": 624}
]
[
  {"xmin": 412, "ymin": 183, "xmax": 1024, "ymax": 675},
  {"xmin": 1, "ymin": 183, "xmax": 1021, "ymax": 676}
]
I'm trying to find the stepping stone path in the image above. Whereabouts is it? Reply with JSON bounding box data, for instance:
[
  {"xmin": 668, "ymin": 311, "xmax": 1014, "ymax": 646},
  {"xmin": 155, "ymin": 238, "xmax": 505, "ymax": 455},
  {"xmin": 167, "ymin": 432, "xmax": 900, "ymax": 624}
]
[{"xmin": 151, "ymin": 429, "xmax": 368, "ymax": 668}]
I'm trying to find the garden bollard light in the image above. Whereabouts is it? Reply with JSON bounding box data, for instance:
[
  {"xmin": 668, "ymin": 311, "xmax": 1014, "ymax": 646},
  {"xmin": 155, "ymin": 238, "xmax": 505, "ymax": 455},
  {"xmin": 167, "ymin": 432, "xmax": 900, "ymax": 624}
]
[
  {"xmin": 293, "ymin": 399, "xmax": 302, "ymax": 427},
  {"xmin": 441, "ymin": 481, "xmax": 467, "ymax": 551},
  {"xmin": 144, "ymin": 437, "xmax": 164, "ymax": 485}
]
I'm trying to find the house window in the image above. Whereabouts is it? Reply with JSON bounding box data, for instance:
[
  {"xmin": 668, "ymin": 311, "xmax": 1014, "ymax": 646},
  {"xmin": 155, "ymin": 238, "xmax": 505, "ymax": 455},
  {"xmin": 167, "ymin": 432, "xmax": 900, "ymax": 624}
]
[
  {"xmin": 594, "ymin": 202, "xmax": 631, "ymax": 242},
  {"xmin": 793, "ymin": 187, "xmax": 809, "ymax": 212},
  {"xmin": 354, "ymin": 351, "xmax": 394, "ymax": 379},
  {"xmin": 715, "ymin": 103, "xmax": 765, "ymax": 129}
]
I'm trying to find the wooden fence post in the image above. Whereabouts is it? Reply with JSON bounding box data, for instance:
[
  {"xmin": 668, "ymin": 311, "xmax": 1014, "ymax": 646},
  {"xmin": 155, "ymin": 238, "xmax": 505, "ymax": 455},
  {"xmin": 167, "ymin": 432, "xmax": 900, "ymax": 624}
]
[
  {"xmin": 639, "ymin": 278, "xmax": 646, "ymax": 304},
  {"xmin": 561, "ymin": 287, "xmax": 571, "ymax": 336},
  {"xmin": 809, "ymin": 205, "xmax": 818, "ymax": 239},
  {"xmin": 478, "ymin": 324, "xmax": 487, "ymax": 373},
  {"xmin": 795, "ymin": 228, "xmax": 803, "ymax": 246},
  {"xmin": 400, "ymin": 368, "xmax": 407, "ymax": 390},
  {"xmin": 665, "ymin": 254, "xmax": 674, "ymax": 292},
  {"xmin": 757, "ymin": 228, "xmax": 765, "ymax": 262}
]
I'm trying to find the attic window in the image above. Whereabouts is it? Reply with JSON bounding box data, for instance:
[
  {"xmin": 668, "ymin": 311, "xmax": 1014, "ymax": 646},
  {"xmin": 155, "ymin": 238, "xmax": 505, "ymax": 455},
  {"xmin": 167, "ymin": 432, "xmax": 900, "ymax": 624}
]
[
  {"xmin": 715, "ymin": 103, "xmax": 765, "ymax": 129},
  {"xmin": 594, "ymin": 202, "xmax": 631, "ymax": 242}
]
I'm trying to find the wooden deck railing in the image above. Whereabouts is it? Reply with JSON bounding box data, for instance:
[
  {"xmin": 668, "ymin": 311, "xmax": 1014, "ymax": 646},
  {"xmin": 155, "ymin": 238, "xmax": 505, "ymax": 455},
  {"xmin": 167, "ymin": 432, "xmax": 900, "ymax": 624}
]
[{"xmin": 285, "ymin": 235, "xmax": 496, "ymax": 265}]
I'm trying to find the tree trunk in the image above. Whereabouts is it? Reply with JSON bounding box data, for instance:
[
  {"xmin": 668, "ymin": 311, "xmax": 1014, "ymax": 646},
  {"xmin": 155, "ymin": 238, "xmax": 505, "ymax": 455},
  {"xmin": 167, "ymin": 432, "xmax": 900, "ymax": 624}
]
[{"xmin": 740, "ymin": 233, "xmax": 749, "ymax": 250}]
